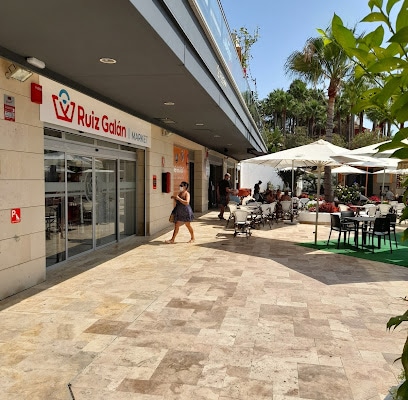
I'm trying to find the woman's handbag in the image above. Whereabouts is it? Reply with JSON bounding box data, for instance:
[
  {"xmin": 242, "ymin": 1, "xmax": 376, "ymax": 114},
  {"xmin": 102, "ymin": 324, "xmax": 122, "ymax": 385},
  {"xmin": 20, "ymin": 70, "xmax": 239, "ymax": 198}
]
[{"xmin": 169, "ymin": 207, "xmax": 176, "ymax": 223}]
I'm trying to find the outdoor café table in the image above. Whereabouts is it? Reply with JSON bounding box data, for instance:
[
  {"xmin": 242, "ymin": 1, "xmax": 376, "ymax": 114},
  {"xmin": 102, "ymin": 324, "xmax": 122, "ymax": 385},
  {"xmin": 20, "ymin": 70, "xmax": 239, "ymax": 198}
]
[{"xmin": 344, "ymin": 215, "xmax": 376, "ymax": 249}]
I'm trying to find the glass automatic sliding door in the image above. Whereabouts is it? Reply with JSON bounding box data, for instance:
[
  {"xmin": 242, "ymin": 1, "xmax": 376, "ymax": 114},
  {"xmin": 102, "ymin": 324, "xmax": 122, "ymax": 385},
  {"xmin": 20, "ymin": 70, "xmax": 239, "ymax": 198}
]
[
  {"xmin": 44, "ymin": 150, "xmax": 66, "ymax": 267},
  {"xmin": 45, "ymin": 140, "xmax": 136, "ymax": 266},
  {"xmin": 95, "ymin": 158, "xmax": 117, "ymax": 247},
  {"xmin": 66, "ymin": 155, "xmax": 93, "ymax": 257}
]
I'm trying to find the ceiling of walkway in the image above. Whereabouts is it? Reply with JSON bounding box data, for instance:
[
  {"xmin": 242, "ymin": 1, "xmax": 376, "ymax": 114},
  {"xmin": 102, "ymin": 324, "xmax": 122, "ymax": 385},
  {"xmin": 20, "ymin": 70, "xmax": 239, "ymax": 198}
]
[{"xmin": 0, "ymin": 0, "xmax": 262, "ymax": 160}]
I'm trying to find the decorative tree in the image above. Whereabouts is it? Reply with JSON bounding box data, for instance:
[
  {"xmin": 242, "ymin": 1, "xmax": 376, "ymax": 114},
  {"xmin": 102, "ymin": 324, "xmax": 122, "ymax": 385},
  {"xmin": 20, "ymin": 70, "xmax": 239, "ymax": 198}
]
[
  {"xmin": 331, "ymin": 2, "xmax": 408, "ymax": 398},
  {"xmin": 285, "ymin": 30, "xmax": 354, "ymax": 202}
]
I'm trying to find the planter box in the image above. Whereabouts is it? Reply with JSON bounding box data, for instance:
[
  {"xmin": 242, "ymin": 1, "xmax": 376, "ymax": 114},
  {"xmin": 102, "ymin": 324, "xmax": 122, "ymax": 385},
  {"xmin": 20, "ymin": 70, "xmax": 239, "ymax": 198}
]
[{"xmin": 297, "ymin": 211, "xmax": 331, "ymax": 225}]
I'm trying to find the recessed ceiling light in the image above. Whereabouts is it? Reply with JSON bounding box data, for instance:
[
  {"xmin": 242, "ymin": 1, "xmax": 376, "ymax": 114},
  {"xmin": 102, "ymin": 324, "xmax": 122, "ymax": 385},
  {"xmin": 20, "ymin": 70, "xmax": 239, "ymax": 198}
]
[
  {"xmin": 227, "ymin": 143, "xmax": 232, "ymax": 146},
  {"xmin": 195, "ymin": 123, "xmax": 204, "ymax": 126},
  {"xmin": 99, "ymin": 57, "xmax": 117, "ymax": 64},
  {"xmin": 164, "ymin": 101, "xmax": 175, "ymax": 106},
  {"xmin": 159, "ymin": 117, "xmax": 176, "ymax": 124},
  {"xmin": 214, "ymin": 134, "xmax": 221, "ymax": 138}
]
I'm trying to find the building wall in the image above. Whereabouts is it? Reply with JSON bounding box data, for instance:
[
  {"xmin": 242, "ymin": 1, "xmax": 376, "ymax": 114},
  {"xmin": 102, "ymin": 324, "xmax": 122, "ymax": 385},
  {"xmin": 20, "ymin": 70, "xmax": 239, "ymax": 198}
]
[
  {"xmin": 0, "ymin": 58, "xmax": 46, "ymax": 300},
  {"xmin": 0, "ymin": 57, "xmax": 236, "ymax": 300},
  {"xmin": 146, "ymin": 126, "xmax": 210, "ymax": 235},
  {"xmin": 239, "ymin": 162, "xmax": 283, "ymax": 193}
]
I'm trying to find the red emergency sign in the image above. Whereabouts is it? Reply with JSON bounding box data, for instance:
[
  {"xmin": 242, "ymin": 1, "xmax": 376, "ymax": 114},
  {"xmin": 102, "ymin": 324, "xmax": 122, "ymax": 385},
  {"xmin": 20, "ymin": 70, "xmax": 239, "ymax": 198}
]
[{"xmin": 11, "ymin": 208, "xmax": 21, "ymax": 223}]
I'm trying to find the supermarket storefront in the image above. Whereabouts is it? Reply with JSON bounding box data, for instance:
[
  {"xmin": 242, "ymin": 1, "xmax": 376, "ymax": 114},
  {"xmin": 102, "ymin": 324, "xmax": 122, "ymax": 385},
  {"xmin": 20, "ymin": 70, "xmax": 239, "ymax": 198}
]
[{"xmin": 41, "ymin": 77, "xmax": 151, "ymax": 266}]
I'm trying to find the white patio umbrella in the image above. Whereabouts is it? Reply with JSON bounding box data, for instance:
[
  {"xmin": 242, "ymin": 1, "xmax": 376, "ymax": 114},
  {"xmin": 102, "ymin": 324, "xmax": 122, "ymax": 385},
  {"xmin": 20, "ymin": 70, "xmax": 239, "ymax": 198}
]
[
  {"xmin": 373, "ymin": 168, "xmax": 408, "ymax": 175},
  {"xmin": 346, "ymin": 139, "xmax": 408, "ymax": 158},
  {"xmin": 331, "ymin": 165, "xmax": 367, "ymax": 185},
  {"xmin": 243, "ymin": 139, "xmax": 347, "ymax": 243},
  {"xmin": 372, "ymin": 167, "xmax": 408, "ymax": 198},
  {"xmin": 347, "ymin": 156, "xmax": 400, "ymax": 199}
]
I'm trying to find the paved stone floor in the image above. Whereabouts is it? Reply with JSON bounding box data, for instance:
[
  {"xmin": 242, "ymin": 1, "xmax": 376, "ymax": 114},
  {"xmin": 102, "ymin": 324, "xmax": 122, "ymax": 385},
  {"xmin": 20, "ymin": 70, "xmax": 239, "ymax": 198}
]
[{"xmin": 1, "ymin": 211, "xmax": 408, "ymax": 400}]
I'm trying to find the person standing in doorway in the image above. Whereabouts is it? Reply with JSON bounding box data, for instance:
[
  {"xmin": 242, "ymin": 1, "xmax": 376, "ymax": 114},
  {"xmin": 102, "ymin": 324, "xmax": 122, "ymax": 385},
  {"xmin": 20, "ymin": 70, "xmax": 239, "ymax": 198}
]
[
  {"xmin": 217, "ymin": 173, "xmax": 232, "ymax": 220},
  {"xmin": 165, "ymin": 181, "xmax": 195, "ymax": 244}
]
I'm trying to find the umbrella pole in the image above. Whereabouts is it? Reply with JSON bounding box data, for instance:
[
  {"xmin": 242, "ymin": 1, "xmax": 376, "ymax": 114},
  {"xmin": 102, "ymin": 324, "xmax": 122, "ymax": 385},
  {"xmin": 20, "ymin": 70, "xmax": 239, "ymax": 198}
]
[
  {"xmin": 381, "ymin": 170, "xmax": 385, "ymax": 201},
  {"xmin": 365, "ymin": 167, "xmax": 368, "ymax": 197},
  {"xmin": 291, "ymin": 160, "xmax": 295, "ymax": 214},
  {"xmin": 314, "ymin": 166, "xmax": 321, "ymax": 245}
]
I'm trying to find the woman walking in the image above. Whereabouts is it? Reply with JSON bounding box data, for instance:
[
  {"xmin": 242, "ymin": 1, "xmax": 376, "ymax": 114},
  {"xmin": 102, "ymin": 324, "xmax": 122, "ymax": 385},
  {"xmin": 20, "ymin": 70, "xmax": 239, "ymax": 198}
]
[{"xmin": 165, "ymin": 181, "xmax": 195, "ymax": 244}]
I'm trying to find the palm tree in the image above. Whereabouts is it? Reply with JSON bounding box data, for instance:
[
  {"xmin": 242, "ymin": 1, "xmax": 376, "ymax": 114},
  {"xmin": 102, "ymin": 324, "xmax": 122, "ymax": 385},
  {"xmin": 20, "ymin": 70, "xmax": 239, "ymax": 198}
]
[
  {"xmin": 304, "ymin": 98, "xmax": 326, "ymax": 137},
  {"xmin": 287, "ymin": 80, "xmax": 308, "ymax": 133},
  {"xmin": 284, "ymin": 31, "xmax": 353, "ymax": 201}
]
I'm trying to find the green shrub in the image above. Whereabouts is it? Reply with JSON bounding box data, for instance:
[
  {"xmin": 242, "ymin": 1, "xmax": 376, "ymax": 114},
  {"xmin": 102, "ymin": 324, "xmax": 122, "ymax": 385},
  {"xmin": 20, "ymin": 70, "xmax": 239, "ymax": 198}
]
[{"xmin": 334, "ymin": 184, "xmax": 361, "ymax": 205}]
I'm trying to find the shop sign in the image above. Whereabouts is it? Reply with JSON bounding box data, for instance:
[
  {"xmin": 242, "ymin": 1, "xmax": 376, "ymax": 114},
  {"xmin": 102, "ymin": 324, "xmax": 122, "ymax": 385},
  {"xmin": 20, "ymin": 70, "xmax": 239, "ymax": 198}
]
[
  {"xmin": 39, "ymin": 77, "xmax": 151, "ymax": 148},
  {"xmin": 4, "ymin": 95, "xmax": 15, "ymax": 121},
  {"xmin": 398, "ymin": 161, "xmax": 408, "ymax": 170},
  {"xmin": 11, "ymin": 208, "xmax": 21, "ymax": 223},
  {"xmin": 173, "ymin": 146, "xmax": 189, "ymax": 194}
]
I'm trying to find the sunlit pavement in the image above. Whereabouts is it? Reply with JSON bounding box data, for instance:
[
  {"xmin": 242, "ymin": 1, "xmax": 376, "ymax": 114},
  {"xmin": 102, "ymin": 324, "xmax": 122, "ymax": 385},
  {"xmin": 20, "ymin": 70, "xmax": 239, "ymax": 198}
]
[{"xmin": 1, "ymin": 211, "xmax": 407, "ymax": 399}]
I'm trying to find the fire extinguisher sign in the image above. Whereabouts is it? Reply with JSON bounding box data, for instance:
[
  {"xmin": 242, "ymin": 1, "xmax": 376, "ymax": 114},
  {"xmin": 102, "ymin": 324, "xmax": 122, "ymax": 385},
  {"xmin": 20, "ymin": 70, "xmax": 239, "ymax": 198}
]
[
  {"xmin": 4, "ymin": 95, "xmax": 15, "ymax": 122},
  {"xmin": 11, "ymin": 208, "xmax": 21, "ymax": 223}
]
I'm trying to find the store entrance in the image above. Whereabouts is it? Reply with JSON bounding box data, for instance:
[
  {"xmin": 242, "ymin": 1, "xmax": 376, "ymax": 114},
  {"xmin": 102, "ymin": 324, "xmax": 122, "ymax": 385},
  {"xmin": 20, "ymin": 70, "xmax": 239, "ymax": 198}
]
[{"xmin": 45, "ymin": 147, "xmax": 138, "ymax": 267}]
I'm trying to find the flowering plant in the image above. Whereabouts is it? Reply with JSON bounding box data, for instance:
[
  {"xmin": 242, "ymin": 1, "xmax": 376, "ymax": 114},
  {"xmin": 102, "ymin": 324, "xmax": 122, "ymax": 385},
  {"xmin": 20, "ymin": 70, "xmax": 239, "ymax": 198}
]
[
  {"xmin": 307, "ymin": 202, "xmax": 339, "ymax": 213},
  {"xmin": 368, "ymin": 195, "xmax": 381, "ymax": 203},
  {"xmin": 334, "ymin": 184, "xmax": 361, "ymax": 204}
]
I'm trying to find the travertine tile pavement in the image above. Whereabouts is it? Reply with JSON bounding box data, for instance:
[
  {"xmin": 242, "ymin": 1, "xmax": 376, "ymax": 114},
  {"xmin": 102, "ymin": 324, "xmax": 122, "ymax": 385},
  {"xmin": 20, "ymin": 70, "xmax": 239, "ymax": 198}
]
[{"xmin": 1, "ymin": 211, "xmax": 407, "ymax": 400}]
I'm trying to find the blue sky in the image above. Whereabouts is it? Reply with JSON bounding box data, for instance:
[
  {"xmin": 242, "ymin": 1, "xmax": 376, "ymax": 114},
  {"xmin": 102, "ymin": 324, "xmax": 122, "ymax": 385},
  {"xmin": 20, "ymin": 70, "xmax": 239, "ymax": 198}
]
[{"xmin": 221, "ymin": 0, "xmax": 375, "ymax": 100}]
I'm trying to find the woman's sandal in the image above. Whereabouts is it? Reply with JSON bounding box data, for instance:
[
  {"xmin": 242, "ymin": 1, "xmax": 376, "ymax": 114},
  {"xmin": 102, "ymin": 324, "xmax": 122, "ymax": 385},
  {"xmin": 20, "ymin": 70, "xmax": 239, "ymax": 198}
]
[
  {"xmin": 165, "ymin": 240, "xmax": 175, "ymax": 244},
  {"xmin": 188, "ymin": 239, "xmax": 195, "ymax": 243}
]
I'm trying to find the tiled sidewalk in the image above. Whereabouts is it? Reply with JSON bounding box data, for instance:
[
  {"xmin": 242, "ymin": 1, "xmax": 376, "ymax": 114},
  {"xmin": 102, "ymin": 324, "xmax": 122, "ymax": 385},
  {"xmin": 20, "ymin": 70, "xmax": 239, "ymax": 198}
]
[{"xmin": 1, "ymin": 211, "xmax": 407, "ymax": 399}]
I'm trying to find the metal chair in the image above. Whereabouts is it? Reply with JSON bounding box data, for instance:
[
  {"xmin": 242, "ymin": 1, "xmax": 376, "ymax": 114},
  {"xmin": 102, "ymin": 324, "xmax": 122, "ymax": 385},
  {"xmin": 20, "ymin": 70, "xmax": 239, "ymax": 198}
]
[
  {"xmin": 385, "ymin": 213, "xmax": 398, "ymax": 248},
  {"xmin": 326, "ymin": 214, "xmax": 353, "ymax": 249},
  {"xmin": 395, "ymin": 203, "xmax": 406, "ymax": 224},
  {"xmin": 378, "ymin": 203, "xmax": 392, "ymax": 216},
  {"xmin": 366, "ymin": 205, "xmax": 378, "ymax": 217},
  {"xmin": 340, "ymin": 210, "xmax": 356, "ymax": 233},
  {"xmin": 268, "ymin": 201, "xmax": 277, "ymax": 222},
  {"xmin": 363, "ymin": 204, "xmax": 377, "ymax": 216},
  {"xmin": 233, "ymin": 209, "xmax": 251, "ymax": 238},
  {"xmin": 226, "ymin": 202, "xmax": 238, "ymax": 228},
  {"xmin": 280, "ymin": 200, "xmax": 294, "ymax": 222},
  {"xmin": 366, "ymin": 217, "xmax": 392, "ymax": 253},
  {"xmin": 259, "ymin": 203, "xmax": 274, "ymax": 228},
  {"xmin": 298, "ymin": 198, "xmax": 310, "ymax": 210}
]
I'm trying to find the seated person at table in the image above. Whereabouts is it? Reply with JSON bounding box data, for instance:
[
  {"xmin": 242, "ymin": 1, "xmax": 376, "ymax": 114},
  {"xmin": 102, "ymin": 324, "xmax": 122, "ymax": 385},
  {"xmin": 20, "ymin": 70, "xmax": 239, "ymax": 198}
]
[
  {"xmin": 280, "ymin": 190, "xmax": 291, "ymax": 201},
  {"xmin": 385, "ymin": 189, "xmax": 395, "ymax": 201},
  {"xmin": 264, "ymin": 190, "xmax": 275, "ymax": 203}
]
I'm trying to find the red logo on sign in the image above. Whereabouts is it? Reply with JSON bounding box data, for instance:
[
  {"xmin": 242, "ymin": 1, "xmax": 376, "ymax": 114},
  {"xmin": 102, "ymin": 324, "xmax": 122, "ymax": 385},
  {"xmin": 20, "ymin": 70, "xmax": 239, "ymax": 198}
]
[
  {"xmin": 52, "ymin": 89, "xmax": 75, "ymax": 122},
  {"xmin": 11, "ymin": 208, "xmax": 21, "ymax": 224}
]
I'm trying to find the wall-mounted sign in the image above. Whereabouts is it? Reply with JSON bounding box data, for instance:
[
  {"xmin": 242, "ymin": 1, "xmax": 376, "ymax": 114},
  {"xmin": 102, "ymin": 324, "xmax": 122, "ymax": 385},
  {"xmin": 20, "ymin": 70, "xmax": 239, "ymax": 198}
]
[
  {"xmin": 173, "ymin": 146, "xmax": 189, "ymax": 194},
  {"xmin": 153, "ymin": 175, "xmax": 157, "ymax": 189},
  {"xmin": 39, "ymin": 77, "xmax": 152, "ymax": 148},
  {"xmin": 31, "ymin": 83, "xmax": 43, "ymax": 104},
  {"xmin": 4, "ymin": 95, "xmax": 15, "ymax": 122},
  {"xmin": 11, "ymin": 208, "xmax": 21, "ymax": 223}
]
